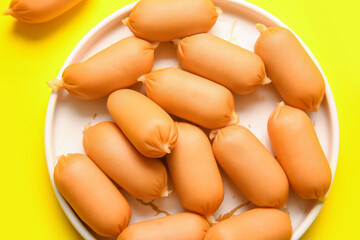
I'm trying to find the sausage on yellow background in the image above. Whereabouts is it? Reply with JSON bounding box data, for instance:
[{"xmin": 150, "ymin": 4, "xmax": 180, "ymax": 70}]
[
  {"xmin": 48, "ymin": 37, "xmax": 157, "ymax": 100},
  {"xmin": 107, "ymin": 89, "xmax": 178, "ymax": 158},
  {"xmin": 176, "ymin": 34, "xmax": 268, "ymax": 94},
  {"xmin": 3, "ymin": 0, "xmax": 82, "ymax": 23},
  {"xmin": 53, "ymin": 153, "xmax": 131, "ymax": 237},
  {"xmin": 140, "ymin": 68, "xmax": 238, "ymax": 129},
  {"xmin": 205, "ymin": 208, "xmax": 292, "ymax": 240},
  {"xmin": 255, "ymin": 24, "xmax": 325, "ymax": 112},
  {"xmin": 83, "ymin": 122, "xmax": 170, "ymax": 199},
  {"xmin": 166, "ymin": 122, "xmax": 224, "ymax": 220},
  {"xmin": 267, "ymin": 102, "xmax": 332, "ymax": 200},
  {"xmin": 117, "ymin": 212, "xmax": 210, "ymax": 240},
  {"xmin": 211, "ymin": 125, "xmax": 289, "ymax": 208},
  {"xmin": 123, "ymin": 0, "xmax": 220, "ymax": 42}
]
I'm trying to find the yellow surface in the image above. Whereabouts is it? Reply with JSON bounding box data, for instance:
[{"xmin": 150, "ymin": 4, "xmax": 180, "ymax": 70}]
[{"xmin": 0, "ymin": 0, "xmax": 358, "ymax": 239}]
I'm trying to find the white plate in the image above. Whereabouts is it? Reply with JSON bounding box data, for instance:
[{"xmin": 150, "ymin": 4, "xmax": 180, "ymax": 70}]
[{"xmin": 45, "ymin": 0, "xmax": 339, "ymax": 239}]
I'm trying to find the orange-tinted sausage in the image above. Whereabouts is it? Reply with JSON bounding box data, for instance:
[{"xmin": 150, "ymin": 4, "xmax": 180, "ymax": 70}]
[
  {"xmin": 254, "ymin": 24, "xmax": 325, "ymax": 111},
  {"xmin": 83, "ymin": 122, "xmax": 169, "ymax": 199},
  {"xmin": 205, "ymin": 208, "xmax": 292, "ymax": 240},
  {"xmin": 118, "ymin": 212, "xmax": 210, "ymax": 240},
  {"xmin": 3, "ymin": 0, "xmax": 82, "ymax": 23},
  {"xmin": 211, "ymin": 125, "xmax": 289, "ymax": 208},
  {"xmin": 48, "ymin": 37, "xmax": 157, "ymax": 100},
  {"xmin": 53, "ymin": 154, "xmax": 131, "ymax": 237},
  {"xmin": 166, "ymin": 122, "xmax": 224, "ymax": 219},
  {"xmin": 267, "ymin": 103, "xmax": 332, "ymax": 200},
  {"xmin": 123, "ymin": 0, "xmax": 219, "ymax": 42},
  {"xmin": 107, "ymin": 89, "xmax": 178, "ymax": 158},
  {"xmin": 176, "ymin": 34, "xmax": 268, "ymax": 94},
  {"xmin": 140, "ymin": 67, "xmax": 238, "ymax": 129}
]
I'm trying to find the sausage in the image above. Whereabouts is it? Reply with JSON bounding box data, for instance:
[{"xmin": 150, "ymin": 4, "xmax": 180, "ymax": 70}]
[
  {"xmin": 107, "ymin": 89, "xmax": 178, "ymax": 158},
  {"xmin": 205, "ymin": 208, "xmax": 292, "ymax": 240},
  {"xmin": 47, "ymin": 37, "xmax": 157, "ymax": 100},
  {"xmin": 83, "ymin": 122, "xmax": 170, "ymax": 199},
  {"xmin": 122, "ymin": 0, "xmax": 220, "ymax": 42},
  {"xmin": 117, "ymin": 212, "xmax": 210, "ymax": 240},
  {"xmin": 176, "ymin": 34, "xmax": 268, "ymax": 94},
  {"xmin": 267, "ymin": 102, "xmax": 332, "ymax": 200},
  {"xmin": 3, "ymin": 0, "xmax": 82, "ymax": 23},
  {"xmin": 211, "ymin": 125, "xmax": 289, "ymax": 208},
  {"xmin": 53, "ymin": 153, "xmax": 131, "ymax": 237},
  {"xmin": 254, "ymin": 24, "xmax": 325, "ymax": 112},
  {"xmin": 139, "ymin": 67, "xmax": 238, "ymax": 129},
  {"xmin": 166, "ymin": 122, "xmax": 224, "ymax": 220}
]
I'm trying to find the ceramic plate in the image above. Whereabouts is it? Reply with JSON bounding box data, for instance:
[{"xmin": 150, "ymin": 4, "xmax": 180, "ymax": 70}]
[{"xmin": 45, "ymin": 0, "xmax": 339, "ymax": 239}]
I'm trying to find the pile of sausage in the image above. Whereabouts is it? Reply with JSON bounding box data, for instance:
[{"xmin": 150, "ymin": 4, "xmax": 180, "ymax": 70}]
[{"xmin": 48, "ymin": 0, "xmax": 332, "ymax": 239}]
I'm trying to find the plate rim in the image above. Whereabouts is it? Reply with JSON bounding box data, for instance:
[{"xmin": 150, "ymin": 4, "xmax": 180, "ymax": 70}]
[{"xmin": 44, "ymin": 0, "xmax": 340, "ymax": 239}]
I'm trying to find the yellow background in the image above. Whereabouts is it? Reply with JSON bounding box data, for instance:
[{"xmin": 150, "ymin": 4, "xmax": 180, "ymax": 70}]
[{"xmin": 0, "ymin": 0, "xmax": 359, "ymax": 239}]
